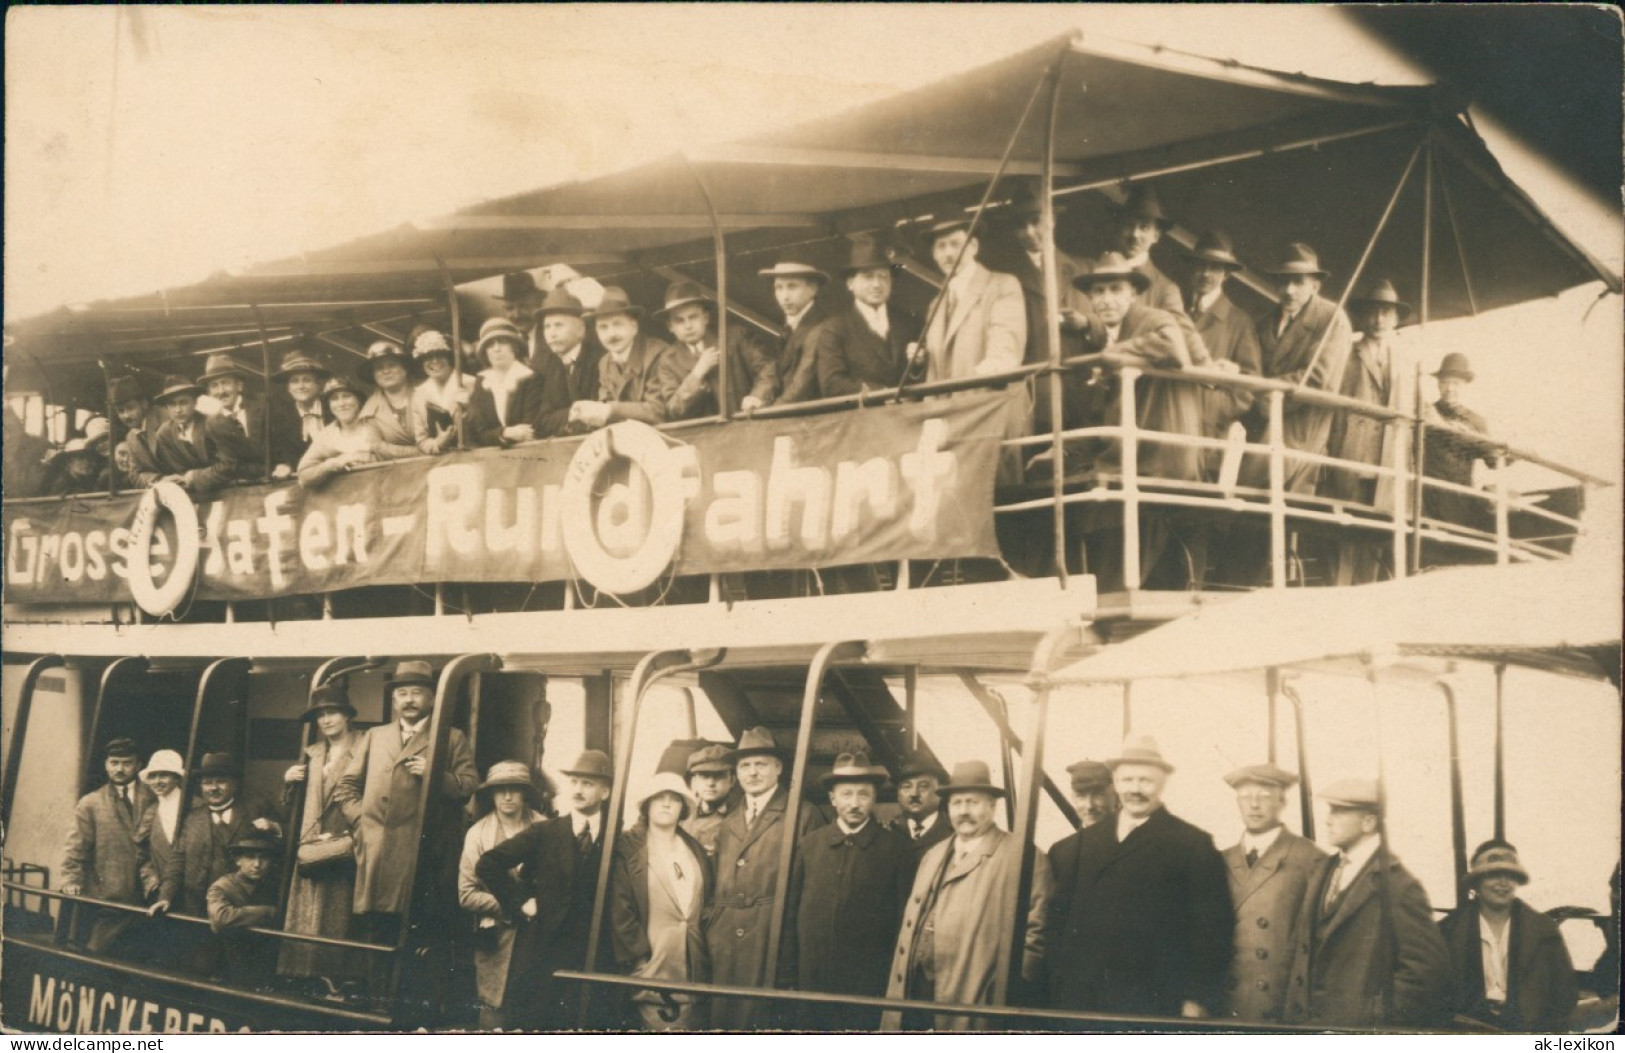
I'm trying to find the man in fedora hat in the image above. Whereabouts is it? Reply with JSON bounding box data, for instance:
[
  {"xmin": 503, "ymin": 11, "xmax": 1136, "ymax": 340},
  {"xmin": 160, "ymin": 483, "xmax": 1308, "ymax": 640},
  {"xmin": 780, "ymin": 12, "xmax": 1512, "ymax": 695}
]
[
  {"xmin": 199, "ymin": 352, "xmax": 295, "ymax": 480},
  {"xmin": 785, "ymin": 752, "xmax": 911, "ymax": 1028},
  {"xmin": 1218, "ymin": 764, "xmax": 1325, "ymax": 1022},
  {"xmin": 270, "ymin": 350, "xmax": 332, "ymax": 469},
  {"xmin": 498, "ymin": 271, "xmax": 547, "ymax": 359},
  {"xmin": 61, "ymin": 737, "xmax": 155, "ymax": 955},
  {"xmin": 815, "ymin": 238, "xmax": 923, "ymax": 398},
  {"xmin": 681, "ymin": 743, "xmax": 740, "ymax": 859},
  {"xmin": 894, "ymin": 753, "xmax": 953, "ymax": 873},
  {"xmin": 705, "ymin": 726, "xmax": 822, "ymax": 1029},
  {"xmin": 1422, "ymin": 352, "xmax": 1498, "ymax": 531},
  {"xmin": 1096, "ymin": 184, "xmax": 1187, "ymax": 318},
  {"xmin": 531, "ymin": 285, "xmax": 604, "ymax": 436},
  {"xmin": 569, "ymin": 287, "xmax": 672, "ymax": 429},
  {"xmin": 883, "ymin": 759, "xmax": 1050, "ymax": 1031},
  {"xmin": 759, "ymin": 257, "xmax": 833, "ymax": 403},
  {"xmin": 652, "ymin": 279, "xmax": 778, "ymax": 420},
  {"xmin": 1325, "ymin": 278, "xmax": 1417, "ymax": 509},
  {"xmin": 1045, "ymin": 734, "xmax": 1232, "ymax": 1021},
  {"xmin": 1284, "ymin": 778, "xmax": 1448, "ymax": 1028},
  {"xmin": 918, "ymin": 217, "xmax": 1027, "ymax": 384},
  {"xmin": 150, "ymin": 373, "xmax": 251, "ymax": 496},
  {"xmin": 1180, "ymin": 231, "xmax": 1263, "ymax": 452},
  {"xmin": 477, "ymin": 749, "xmax": 618, "ymax": 1029},
  {"xmin": 108, "ymin": 375, "xmax": 166, "ymax": 489},
  {"xmin": 1439, "ymin": 840, "xmax": 1577, "ymax": 1032},
  {"xmin": 984, "ymin": 178, "xmax": 1090, "ymax": 367},
  {"xmin": 337, "ymin": 660, "xmax": 478, "ymax": 993}
]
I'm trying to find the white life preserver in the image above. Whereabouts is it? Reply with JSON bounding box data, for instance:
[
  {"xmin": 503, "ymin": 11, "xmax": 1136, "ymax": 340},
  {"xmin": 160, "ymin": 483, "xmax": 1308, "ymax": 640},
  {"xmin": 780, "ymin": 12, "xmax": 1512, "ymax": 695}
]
[
  {"xmin": 126, "ymin": 480, "xmax": 201, "ymax": 616},
  {"xmin": 560, "ymin": 421, "xmax": 686, "ymax": 595}
]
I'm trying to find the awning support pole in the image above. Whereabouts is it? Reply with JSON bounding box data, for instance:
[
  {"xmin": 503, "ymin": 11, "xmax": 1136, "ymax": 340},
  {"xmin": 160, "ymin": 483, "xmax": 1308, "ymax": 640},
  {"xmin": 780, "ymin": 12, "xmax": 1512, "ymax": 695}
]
[
  {"xmin": 2, "ymin": 656, "xmax": 64, "ymax": 833},
  {"xmin": 82, "ymin": 657, "xmax": 149, "ymax": 798},
  {"xmin": 252, "ymin": 305, "xmax": 275, "ymax": 479},
  {"xmin": 1436, "ymin": 679, "xmax": 1469, "ymax": 903},
  {"xmin": 1367, "ymin": 660, "xmax": 1398, "ymax": 1015},
  {"xmin": 1267, "ymin": 391, "xmax": 1288, "ymax": 589},
  {"xmin": 1121, "ymin": 680, "xmax": 1133, "ymax": 737},
  {"xmin": 682, "ymin": 155, "xmax": 730, "ymax": 418},
  {"xmin": 1266, "ymin": 667, "xmax": 1280, "ymax": 764},
  {"xmin": 1435, "ymin": 153, "xmax": 1480, "ymax": 317},
  {"xmin": 1493, "ymin": 663, "xmax": 1507, "ymax": 840},
  {"xmin": 431, "ymin": 252, "xmax": 466, "ymax": 450},
  {"xmin": 1120, "ymin": 366, "xmax": 1143, "ymax": 589},
  {"xmin": 958, "ymin": 671, "xmax": 1081, "ymax": 828},
  {"xmin": 99, "ymin": 359, "xmax": 117, "ymax": 497},
  {"xmin": 1409, "ymin": 135, "xmax": 1435, "ymax": 576},
  {"xmin": 1040, "ymin": 55, "xmax": 1069, "ymax": 585},
  {"xmin": 1281, "ymin": 679, "xmax": 1315, "ymax": 839}
]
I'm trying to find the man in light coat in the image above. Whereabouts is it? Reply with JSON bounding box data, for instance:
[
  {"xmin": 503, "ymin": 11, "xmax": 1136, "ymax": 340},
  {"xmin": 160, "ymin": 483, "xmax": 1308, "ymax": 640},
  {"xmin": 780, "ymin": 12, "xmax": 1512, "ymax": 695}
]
[
  {"xmin": 883, "ymin": 760, "xmax": 1050, "ymax": 1032},
  {"xmin": 918, "ymin": 219, "xmax": 1027, "ymax": 383},
  {"xmin": 1219, "ymin": 763, "xmax": 1326, "ymax": 1023},
  {"xmin": 61, "ymin": 737, "xmax": 155, "ymax": 954}
]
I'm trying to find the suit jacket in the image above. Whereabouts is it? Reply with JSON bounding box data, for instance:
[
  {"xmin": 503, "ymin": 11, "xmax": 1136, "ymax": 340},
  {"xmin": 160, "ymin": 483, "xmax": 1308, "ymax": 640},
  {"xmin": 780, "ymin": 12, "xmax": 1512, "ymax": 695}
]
[
  {"xmin": 62, "ymin": 782, "xmax": 155, "ymax": 905},
  {"xmin": 776, "ymin": 299, "xmax": 833, "ymax": 403},
  {"xmin": 653, "ymin": 326, "xmax": 778, "ymax": 420},
  {"xmin": 785, "ymin": 819, "xmax": 912, "ymax": 1006},
  {"xmin": 466, "ymin": 358, "xmax": 571, "ymax": 446},
  {"xmin": 1193, "ymin": 291, "xmax": 1263, "ymax": 437},
  {"xmin": 1243, "ymin": 294, "xmax": 1354, "ymax": 493},
  {"xmin": 337, "ymin": 721, "xmax": 478, "ymax": 914},
  {"xmin": 922, "ymin": 264, "xmax": 1027, "ymax": 382},
  {"xmin": 815, "ymin": 305, "xmax": 921, "ymax": 397},
  {"xmin": 118, "ymin": 419, "xmax": 166, "ymax": 490},
  {"xmin": 1084, "ymin": 303, "xmax": 1205, "ymax": 481},
  {"xmin": 598, "ymin": 336, "xmax": 673, "ymax": 425},
  {"xmin": 539, "ymin": 343, "xmax": 606, "ymax": 436},
  {"xmin": 882, "ymin": 827, "xmax": 1050, "ymax": 1032},
  {"xmin": 152, "ymin": 413, "xmax": 249, "ymax": 496},
  {"xmin": 1221, "ymin": 829, "xmax": 1327, "ymax": 1021},
  {"xmin": 1046, "ymin": 807, "xmax": 1234, "ymax": 1018},
  {"xmin": 216, "ymin": 400, "xmax": 300, "ymax": 477},
  {"xmin": 901, "ymin": 811, "xmax": 955, "ymax": 881},
  {"xmin": 1324, "ymin": 333, "xmax": 1416, "ymax": 509},
  {"xmin": 1284, "ymin": 846, "xmax": 1449, "ymax": 1028},
  {"xmin": 159, "ymin": 796, "xmax": 278, "ymax": 914},
  {"xmin": 1439, "ymin": 899, "xmax": 1577, "ymax": 1032}
]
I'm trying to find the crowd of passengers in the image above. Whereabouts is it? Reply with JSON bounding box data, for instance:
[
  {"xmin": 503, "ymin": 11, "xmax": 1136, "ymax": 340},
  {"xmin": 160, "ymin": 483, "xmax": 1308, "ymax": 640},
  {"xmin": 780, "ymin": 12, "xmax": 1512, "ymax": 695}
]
[
  {"xmin": 58, "ymin": 660, "xmax": 1615, "ymax": 1032},
  {"xmin": 12, "ymin": 181, "xmax": 1500, "ymax": 560}
]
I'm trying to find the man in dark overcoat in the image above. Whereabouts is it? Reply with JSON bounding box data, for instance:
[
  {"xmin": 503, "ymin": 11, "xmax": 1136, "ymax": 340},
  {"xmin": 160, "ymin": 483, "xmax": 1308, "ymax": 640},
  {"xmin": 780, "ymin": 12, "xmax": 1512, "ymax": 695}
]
[
  {"xmin": 784, "ymin": 752, "xmax": 911, "ymax": 1029},
  {"xmin": 149, "ymin": 374, "xmax": 249, "ymax": 497},
  {"xmin": 758, "ymin": 257, "xmax": 833, "ymax": 403},
  {"xmin": 60, "ymin": 737, "xmax": 155, "ymax": 954},
  {"xmin": 1046, "ymin": 735, "xmax": 1233, "ymax": 1021},
  {"xmin": 814, "ymin": 239, "xmax": 922, "ymax": 397},
  {"xmin": 893, "ymin": 753, "xmax": 952, "ymax": 879}
]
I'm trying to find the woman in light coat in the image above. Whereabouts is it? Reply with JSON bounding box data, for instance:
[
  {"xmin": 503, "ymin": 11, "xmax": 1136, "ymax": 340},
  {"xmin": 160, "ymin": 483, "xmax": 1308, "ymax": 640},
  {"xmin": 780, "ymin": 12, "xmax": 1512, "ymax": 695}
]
[
  {"xmin": 296, "ymin": 376, "xmax": 382, "ymax": 487},
  {"xmin": 356, "ymin": 340, "xmax": 424, "ymax": 460},
  {"xmin": 459, "ymin": 762, "xmax": 547, "ymax": 1030}
]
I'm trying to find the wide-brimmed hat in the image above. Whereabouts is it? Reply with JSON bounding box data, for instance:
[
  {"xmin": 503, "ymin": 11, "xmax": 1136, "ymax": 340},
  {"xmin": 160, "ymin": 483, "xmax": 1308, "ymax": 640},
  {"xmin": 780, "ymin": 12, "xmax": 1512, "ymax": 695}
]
[
  {"xmin": 1432, "ymin": 352, "xmax": 1475, "ymax": 382},
  {"xmin": 299, "ymin": 683, "xmax": 357, "ymax": 723},
  {"xmin": 585, "ymin": 286, "xmax": 644, "ymax": 321},
  {"xmin": 319, "ymin": 375, "xmax": 368, "ymax": 406},
  {"xmin": 1467, "ymin": 841, "xmax": 1530, "ymax": 885},
  {"xmin": 360, "ymin": 340, "xmax": 415, "ymax": 384},
  {"xmin": 535, "ymin": 286, "xmax": 586, "ymax": 320},
  {"xmin": 638, "ymin": 771, "xmax": 696, "ymax": 816},
  {"xmin": 1072, "ymin": 252, "xmax": 1152, "ymax": 293},
  {"xmin": 140, "ymin": 749, "xmax": 185, "ymax": 783},
  {"xmin": 1105, "ymin": 734, "xmax": 1175, "ymax": 773},
  {"xmin": 1348, "ymin": 278, "xmax": 1411, "ymax": 317},
  {"xmin": 938, "ymin": 760, "xmax": 1006, "ymax": 799},
  {"xmin": 895, "ymin": 753, "xmax": 949, "ymax": 784},
  {"xmin": 562, "ymin": 749, "xmax": 613, "ymax": 784},
  {"xmin": 153, "ymin": 375, "xmax": 203, "ymax": 405},
  {"xmin": 384, "ymin": 660, "xmax": 436, "ymax": 694},
  {"xmin": 654, "ymin": 280, "xmax": 715, "ymax": 322},
  {"xmin": 103, "ymin": 736, "xmax": 140, "ymax": 760},
  {"xmin": 109, "ymin": 376, "xmax": 147, "ymax": 405},
  {"xmin": 226, "ymin": 833, "xmax": 280, "ymax": 858},
  {"xmin": 498, "ymin": 271, "xmax": 542, "ymax": 303},
  {"xmin": 1113, "ymin": 184, "xmax": 1172, "ymax": 230},
  {"xmin": 840, "ymin": 239, "xmax": 899, "ymax": 276},
  {"xmin": 195, "ymin": 752, "xmax": 241, "ymax": 779},
  {"xmin": 198, "ymin": 354, "xmax": 252, "ymax": 387},
  {"xmin": 686, "ymin": 744, "xmax": 732, "ymax": 776},
  {"xmin": 476, "ymin": 317, "xmax": 528, "ymax": 360},
  {"xmin": 1264, "ymin": 242, "xmax": 1330, "ymax": 278},
  {"xmin": 819, "ymin": 751, "xmax": 889, "ymax": 791},
  {"xmin": 1318, "ymin": 777, "xmax": 1380, "ymax": 812},
  {"xmin": 478, "ymin": 760, "xmax": 540, "ymax": 802},
  {"xmin": 758, "ymin": 258, "xmax": 829, "ymax": 284},
  {"xmin": 726, "ymin": 726, "xmax": 782, "ymax": 763},
  {"xmin": 1066, "ymin": 760, "xmax": 1113, "ymax": 792},
  {"xmin": 1183, "ymin": 230, "xmax": 1244, "ymax": 271},
  {"xmin": 412, "ymin": 329, "xmax": 455, "ymax": 361},
  {"xmin": 1223, "ymin": 763, "xmax": 1299, "ymax": 790},
  {"xmin": 58, "ymin": 437, "xmax": 103, "ymax": 463},
  {"xmin": 272, "ymin": 351, "xmax": 331, "ymax": 381}
]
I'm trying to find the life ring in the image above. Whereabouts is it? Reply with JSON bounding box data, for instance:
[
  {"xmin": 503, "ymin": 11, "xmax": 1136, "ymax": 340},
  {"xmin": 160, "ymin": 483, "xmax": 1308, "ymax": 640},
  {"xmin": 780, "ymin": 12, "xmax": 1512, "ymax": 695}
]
[
  {"xmin": 126, "ymin": 480, "xmax": 200, "ymax": 616},
  {"xmin": 561, "ymin": 422, "xmax": 686, "ymax": 595}
]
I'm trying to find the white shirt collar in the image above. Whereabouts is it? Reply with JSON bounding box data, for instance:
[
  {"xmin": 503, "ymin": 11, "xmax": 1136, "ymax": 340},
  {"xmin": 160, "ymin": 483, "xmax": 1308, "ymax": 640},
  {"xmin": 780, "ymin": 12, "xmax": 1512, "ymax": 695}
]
[
  {"xmin": 1105, "ymin": 323, "xmax": 1123, "ymax": 345},
  {"xmin": 1027, "ymin": 249, "xmax": 1044, "ymax": 270},
  {"xmin": 1242, "ymin": 825, "xmax": 1284, "ymax": 858},
  {"xmin": 784, "ymin": 303, "xmax": 814, "ymax": 331},
  {"xmin": 837, "ymin": 816, "xmax": 870, "ymax": 836},
  {"xmin": 953, "ymin": 830, "xmax": 991, "ymax": 860},
  {"xmin": 558, "ymin": 343, "xmax": 582, "ymax": 367},
  {"xmin": 1117, "ymin": 807, "xmax": 1156, "ymax": 842},
  {"xmin": 1337, "ymin": 833, "xmax": 1382, "ymax": 886},
  {"xmin": 745, "ymin": 787, "xmax": 776, "ymax": 813},
  {"xmin": 854, "ymin": 301, "xmax": 890, "ymax": 339},
  {"xmin": 572, "ymin": 811, "xmax": 600, "ymax": 839},
  {"xmin": 947, "ymin": 260, "xmax": 984, "ymax": 295},
  {"xmin": 400, "ymin": 716, "xmax": 428, "ymax": 740},
  {"xmin": 1194, "ymin": 287, "xmax": 1222, "ymax": 315},
  {"xmin": 908, "ymin": 812, "xmax": 939, "ymax": 837}
]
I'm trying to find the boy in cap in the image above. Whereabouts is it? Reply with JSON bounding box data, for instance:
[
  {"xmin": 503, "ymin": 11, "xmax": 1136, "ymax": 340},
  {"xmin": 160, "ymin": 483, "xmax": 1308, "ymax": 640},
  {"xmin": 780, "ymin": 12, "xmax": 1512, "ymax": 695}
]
[
  {"xmin": 1218, "ymin": 763, "xmax": 1325, "ymax": 1022},
  {"xmin": 680, "ymin": 743, "xmax": 739, "ymax": 859},
  {"xmin": 150, "ymin": 373, "xmax": 250, "ymax": 496},
  {"xmin": 651, "ymin": 279, "xmax": 778, "ymax": 420},
  {"xmin": 569, "ymin": 287, "xmax": 672, "ymax": 429},
  {"xmin": 205, "ymin": 833, "xmax": 281, "ymax": 984},
  {"xmin": 759, "ymin": 257, "xmax": 833, "ymax": 403},
  {"xmin": 61, "ymin": 737, "xmax": 155, "ymax": 954}
]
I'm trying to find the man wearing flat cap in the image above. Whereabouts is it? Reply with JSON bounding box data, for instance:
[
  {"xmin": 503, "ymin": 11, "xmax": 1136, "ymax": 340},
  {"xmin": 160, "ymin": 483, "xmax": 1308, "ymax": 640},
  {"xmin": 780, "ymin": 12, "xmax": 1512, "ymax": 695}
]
[
  {"xmin": 815, "ymin": 238, "xmax": 923, "ymax": 398},
  {"xmin": 652, "ymin": 279, "xmax": 778, "ymax": 420},
  {"xmin": 894, "ymin": 753, "xmax": 953, "ymax": 876},
  {"xmin": 1218, "ymin": 763, "xmax": 1326, "ymax": 1022},
  {"xmin": 760, "ymin": 257, "xmax": 834, "ymax": 403},
  {"xmin": 478, "ymin": 749, "xmax": 618, "ymax": 1029},
  {"xmin": 883, "ymin": 760, "xmax": 1050, "ymax": 1032},
  {"xmin": 61, "ymin": 737, "xmax": 155, "ymax": 955},
  {"xmin": 1284, "ymin": 778, "xmax": 1448, "ymax": 1028},
  {"xmin": 206, "ymin": 833, "xmax": 282, "ymax": 985},
  {"xmin": 785, "ymin": 752, "xmax": 912, "ymax": 1029},
  {"xmin": 681, "ymin": 744, "xmax": 739, "ymax": 860},
  {"xmin": 1045, "ymin": 735, "xmax": 1232, "ymax": 1022},
  {"xmin": 1438, "ymin": 840, "xmax": 1577, "ymax": 1032},
  {"xmin": 705, "ymin": 726, "xmax": 822, "ymax": 1029}
]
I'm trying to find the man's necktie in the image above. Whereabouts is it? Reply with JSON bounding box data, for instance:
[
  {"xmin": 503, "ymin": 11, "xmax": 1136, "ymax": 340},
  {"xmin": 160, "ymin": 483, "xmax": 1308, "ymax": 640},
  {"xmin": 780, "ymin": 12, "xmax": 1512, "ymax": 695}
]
[
  {"xmin": 1246, "ymin": 848, "xmax": 1259, "ymax": 868},
  {"xmin": 1321, "ymin": 856, "xmax": 1347, "ymax": 916},
  {"xmin": 116, "ymin": 786, "xmax": 133, "ymax": 823},
  {"xmin": 577, "ymin": 825, "xmax": 594, "ymax": 855},
  {"xmin": 912, "ymin": 820, "xmax": 926, "ymax": 841}
]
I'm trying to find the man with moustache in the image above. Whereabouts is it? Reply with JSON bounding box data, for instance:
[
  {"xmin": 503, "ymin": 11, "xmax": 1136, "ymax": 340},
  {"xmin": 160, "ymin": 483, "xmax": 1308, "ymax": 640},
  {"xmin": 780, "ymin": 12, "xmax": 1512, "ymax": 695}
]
[
  {"xmin": 785, "ymin": 753, "xmax": 911, "ymax": 1030},
  {"xmin": 1219, "ymin": 764, "xmax": 1325, "ymax": 1023},
  {"xmin": 893, "ymin": 754, "xmax": 952, "ymax": 876},
  {"xmin": 815, "ymin": 239, "xmax": 922, "ymax": 398},
  {"xmin": 680, "ymin": 744, "xmax": 739, "ymax": 860},
  {"xmin": 883, "ymin": 760, "xmax": 1050, "ymax": 1032},
  {"xmin": 531, "ymin": 286, "xmax": 603, "ymax": 436},
  {"xmin": 477, "ymin": 750, "xmax": 619, "ymax": 1030},
  {"xmin": 61, "ymin": 738, "xmax": 155, "ymax": 955},
  {"xmin": 198, "ymin": 353, "xmax": 297, "ymax": 479},
  {"xmin": 568, "ymin": 287, "xmax": 672, "ymax": 429},
  {"xmin": 759, "ymin": 257, "xmax": 833, "ymax": 403},
  {"xmin": 1045, "ymin": 735, "xmax": 1232, "ymax": 1021}
]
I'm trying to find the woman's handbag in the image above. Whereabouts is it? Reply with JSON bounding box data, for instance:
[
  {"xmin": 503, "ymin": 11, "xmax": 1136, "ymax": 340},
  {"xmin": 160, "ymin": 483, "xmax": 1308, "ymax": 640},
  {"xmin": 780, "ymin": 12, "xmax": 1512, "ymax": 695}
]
[{"xmin": 295, "ymin": 796, "xmax": 355, "ymax": 878}]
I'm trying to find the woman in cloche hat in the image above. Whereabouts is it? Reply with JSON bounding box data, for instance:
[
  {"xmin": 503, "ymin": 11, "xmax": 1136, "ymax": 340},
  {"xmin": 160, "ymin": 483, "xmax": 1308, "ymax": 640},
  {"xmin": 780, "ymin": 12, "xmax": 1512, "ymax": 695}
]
[
  {"xmin": 410, "ymin": 329, "xmax": 475, "ymax": 455},
  {"xmin": 296, "ymin": 375, "xmax": 382, "ymax": 488},
  {"xmin": 460, "ymin": 761, "xmax": 548, "ymax": 1030},
  {"xmin": 610, "ymin": 770, "xmax": 711, "ymax": 1031},
  {"xmin": 357, "ymin": 341, "xmax": 423, "ymax": 460},
  {"xmin": 465, "ymin": 316, "xmax": 570, "ymax": 449}
]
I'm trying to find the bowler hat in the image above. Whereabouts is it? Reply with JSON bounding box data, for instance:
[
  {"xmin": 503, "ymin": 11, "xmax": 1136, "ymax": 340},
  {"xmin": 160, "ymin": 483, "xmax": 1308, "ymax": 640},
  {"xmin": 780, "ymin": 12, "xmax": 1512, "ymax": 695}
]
[
  {"xmin": 1001, "ymin": 178, "xmax": 1059, "ymax": 222},
  {"xmin": 153, "ymin": 376, "xmax": 203, "ymax": 405},
  {"xmin": 686, "ymin": 744, "xmax": 732, "ymax": 776},
  {"xmin": 1071, "ymin": 252, "xmax": 1152, "ymax": 294},
  {"xmin": 299, "ymin": 683, "xmax": 357, "ymax": 723},
  {"xmin": 498, "ymin": 271, "xmax": 542, "ymax": 303},
  {"xmin": 1223, "ymin": 763, "xmax": 1299, "ymax": 790},
  {"xmin": 140, "ymin": 749, "xmax": 185, "ymax": 783},
  {"xmin": 535, "ymin": 286, "xmax": 586, "ymax": 320},
  {"xmin": 725, "ymin": 726, "xmax": 781, "ymax": 763},
  {"xmin": 1066, "ymin": 760, "xmax": 1113, "ymax": 792},
  {"xmin": 109, "ymin": 376, "xmax": 147, "ymax": 406},
  {"xmin": 198, "ymin": 354, "xmax": 253, "ymax": 387},
  {"xmin": 839, "ymin": 239, "xmax": 899, "ymax": 277},
  {"xmin": 226, "ymin": 833, "xmax": 280, "ymax": 858},
  {"xmin": 103, "ymin": 737, "xmax": 140, "ymax": 760},
  {"xmin": 272, "ymin": 351, "xmax": 331, "ymax": 382},
  {"xmin": 1318, "ymin": 777, "xmax": 1380, "ymax": 812},
  {"xmin": 938, "ymin": 760, "xmax": 1006, "ymax": 799},
  {"xmin": 1348, "ymin": 277, "xmax": 1411, "ymax": 317},
  {"xmin": 478, "ymin": 760, "xmax": 541, "ymax": 804},
  {"xmin": 384, "ymin": 660, "xmax": 436, "ymax": 695},
  {"xmin": 1432, "ymin": 352, "xmax": 1475, "ymax": 382},
  {"xmin": 1264, "ymin": 242, "xmax": 1330, "ymax": 279},
  {"xmin": 1104, "ymin": 733, "xmax": 1175, "ymax": 773},
  {"xmin": 654, "ymin": 280, "xmax": 716, "ymax": 322},
  {"xmin": 1183, "ymin": 230, "xmax": 1244, "ymax": 271},
  {"xmin": 1113, "ymin": 184, "xmax": 1172, "ymax": 230},
  {"xmin": 319, "ymin": 375, "xmax": 368, "ymax": 406},
  {"xmin": 758, "ymin": 258, "xmax": 829, "ymax": 285},
  {"xmin": 585, "ymin": 286, "xmax": 644, "ymax": 321},
  {"xmin": 360, "ymin": 340, "xmax": 415, "ymax": 384},
  {"xmin": 819, "ymin": 751, "xmax": 889, "ymax": 791},
  {"xmin": 476, "ymin": 317, "xmax": 528, "ymax": 360},
  {"xmin": 895, "ymin": 753, "xmax": 949, "ymax": 784},
  {"xmin": 195, "ymin": 752, "xmax": 241, "ymax": 779},
  {"xmin": 638, "ymin": 771, "xmax": 696, "ymax": 818},
  {"xmin": 1467, "ymin": 841, "xmax": 1530, "ymax": 885},
  {"xmin": 562, "ymin": 749, "xmax": 613, "ymax": 783}
]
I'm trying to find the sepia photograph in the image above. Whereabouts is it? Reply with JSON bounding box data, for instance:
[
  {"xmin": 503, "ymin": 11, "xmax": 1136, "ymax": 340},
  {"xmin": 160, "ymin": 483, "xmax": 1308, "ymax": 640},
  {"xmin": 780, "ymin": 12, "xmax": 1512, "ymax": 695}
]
[{"xmin": 2, "ymin": 3, "xmax": 1620, "ymax": 1039}]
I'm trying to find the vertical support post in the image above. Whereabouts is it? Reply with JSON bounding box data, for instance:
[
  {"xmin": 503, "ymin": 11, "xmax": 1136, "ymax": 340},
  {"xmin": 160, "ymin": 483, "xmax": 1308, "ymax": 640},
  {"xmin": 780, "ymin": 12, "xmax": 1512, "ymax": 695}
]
[
  {"xmin": 1267, "ymin": 390, "xmax": 1288, "ymax": 589},
  {"xmin": 1493, "ymin": 663, "xmax": 1507, "ymax": 840},
  {"xmin": 1437, "ymin": 680, "xmax": 1469, "ymax": 903},
  {"xmin": 1493, "ymin": 455, "xmax": 1511, "ymax": 565},
  {"xmin": 683, "ymin": 155, "xmax": 730, "ymax": 417},
  {"xmin": 1390, "ymin": 402, "xmax": 1410, "ymax": 580},
  {"xmin": 1266, "ymin": 667, "xmax": 1280, "ymax": 764},
  {"xmin": 432, "ymin": 253, "xmax": 467, "ymax": 450},
  {"xmin": 252, "ymin": 305, "xmax": 275, "ymax": 480},
  {"xmin": 2, "ymin": 656, "xmax": 64, "ymax": 832},
  {"xmin": 1283, "ymin": 680, "xmax": 1315, "ymax": 839},
  {"xmin": 995, "ymin": 692, "xmax": 1018, "ymax": 829},
  {"xmin": 1368, "ymin": 661, "xmax": 1399, "ymax": 1014},
  {"xmin": 99, "ymin": 360, "xmax": 117, "ymax": 497},
  {"xmin": 1411, "ymin": 366, "xmax": 1428, "ymax": 575},
  {"xmin": 904, "ymin": 667, "xmax": 919, "ymax": 752},
  {"xmin": 1413, "ymin": 135, "xmax": 1435, "ymax": 578},
  {"xmin": 1121, "ymin": 680, "xmax": 1133, "ymax": 737},
  {"xmin": 1039, "ymin": 58, "xmax": 1069, "ymax": 586},
  {"xmin": 1119, "ymin": 366, "xmax": 1142, "ymax": 589}
]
